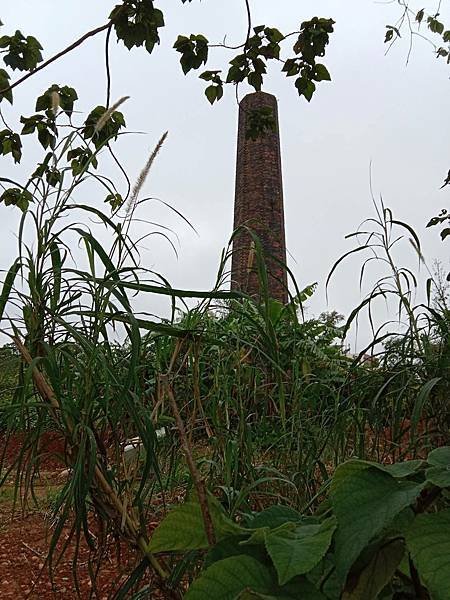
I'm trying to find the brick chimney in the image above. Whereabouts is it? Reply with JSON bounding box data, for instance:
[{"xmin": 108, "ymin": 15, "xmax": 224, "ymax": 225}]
[{"xmin": 231, "ymin": 91, "xmax": 288, "ymax": 303}]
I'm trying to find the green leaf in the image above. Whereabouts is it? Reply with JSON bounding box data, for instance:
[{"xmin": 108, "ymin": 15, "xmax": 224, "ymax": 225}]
[
  {"xmin": 110, "ymin": 1, "xmax": 165, "ymax": 53},
  {"xmin": 314, "ymin": 64, "xmax": 331, "ymax": 81},
  {"xmin": 266, "ymin": 517, "xmax": 336, "ymax": 585},
  {"xmin": 381, "ymin": 460, "xmax": 424, "ymax": 478},
  {"xmin": 237, "ymin": 576, "xmax": 328, "ymax": 600},
  {"xmin": 148, "ymin": 493, "xmax": 243, "ymax": 552},
  {"xmin": 20, "ymin": 114, "xmax": 57, "ymax": 149},
  {"xmin": 105, "ymin": 192, "xmax": 123, "ymax": 211},
  {"xmin": 1, "ymin": 30, "xmax": 43, "ymax": 71},
  {"xmin": 174, "ymin": 33, "xmax": 209, "ymax": 74},
  {"xmin": 205, "ymin": 85, "xmax": 218, "ymax": 104},
  {"xmin": 428, "ymin": 447, "xmax": 450, "ymax": 468},
  {"xmin": 307, "ymin": 555, "xmax": 341, "ymax": 600},
  {"xmin": 427, "ymin": 216, "xmax": 442, "ymax": 227},
  {"xmin": 243, "ymin": 522, "xmax": 293, "ymax": 547},
  {"xmin": 405, "ymin": 510, "xmax": 450, "ymax": 600},
  {"xmin": 426, "ymin": 447, "xmax": 450, "ymax": 488},
  {"xmin": 428, "ymin": 16, "xmax": 445, "ymax": 35},
  {"xmin": 204, "ymin": 535, "xmax": 267, "ymax": 569},
  {"xmin": 248, "ymin": 71, "xmax": 263, "ymax": 91},
  {"xmin": 295, "ymin": 77, "xmax": 316, "ymax": 102},
  {"xmin": 426, "ymin": 466, "xmax": 450, "ymax": 488},
  {"xmin": 35, "ymin": 84, "xmax": 78, "ymax": 116},
  {"xmin": 82, "ymin": 105, "xmax": 126, "ymax": 148},
  {"xmin": 0, "ymin": 129, "xmax": 22, "ymax": 163},
  {"xmin": 331, "ymin": 461, "xmax": 424, "ymax": 582},
  {"xmin": 49, "ymin": 242, "xmax": 61, "ymax": 312},
  {"xmin": 0, "ymin": 258, "xmax": 21, "ymax": 321},
  {"xmin": 185, "ymin": 555, "xmax": 274, "ymax": 600},
  {"xmin": 342, "ymin": 539, "xmax": 405, "ymax": 600},
  {"xmin": 0, "ymin": 187, "xmax": 32, "ymax": 212},
  {"xmin": 384, "ymin": 25, "xmax": 400, "ymax": 44},
  {"xmin": 411, "ymin": 377, "xmax": 442, "ymax": 442},
  {"xmin": 245, "ymin": 106, "xmax": 276, "ymax": 140},
  {"xmin": 0, "ymin": 68, "xmax": 12, "ymax": 104},
  {"xmin": 247, "ymin": 506, "xmax": 302, "ymax": 530},
  {"xmin": 265, "ymin": 27, "xmax": 284, "ymax": 44},
  {"xmin": 276, "ymin": 577, "xmax": 327, "ymax": 600}
]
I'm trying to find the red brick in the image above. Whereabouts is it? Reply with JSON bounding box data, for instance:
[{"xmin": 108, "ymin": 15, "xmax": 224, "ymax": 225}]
[{"xmin": 231, "ymin": 92, "xmax": 288, "ymax": 303}]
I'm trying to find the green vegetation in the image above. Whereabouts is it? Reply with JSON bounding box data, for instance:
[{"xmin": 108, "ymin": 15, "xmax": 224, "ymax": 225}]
[
  {"xmin": 151, "ymin": 448, "xmax": 450, "ymax": 599},
  {"xmin": 0, "ymin": 1, "xmax": 449, "ymax": 598},
  {"xmin": 0, "ymin": 136, "xmax": 448, "ymax": 594}
]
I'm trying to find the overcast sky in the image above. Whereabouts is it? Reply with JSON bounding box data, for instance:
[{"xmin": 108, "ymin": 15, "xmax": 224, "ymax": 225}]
[{"xmin": 1, "ymin": 1, "xmax": 449, "ymax": 349}]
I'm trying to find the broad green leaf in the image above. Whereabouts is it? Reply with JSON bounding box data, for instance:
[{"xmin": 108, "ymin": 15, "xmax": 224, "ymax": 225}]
[
  {"xmin": 428, "ymin": 447, "xmax": 450, "ymax": 468},
  {"xmin": 266, "ymin": 517, "xmax": 336, "ymax": 585},
  {"xmin": 426, "ymin": 466, "xmax": 450, "ymax": 488},
  {"xmin": 331, "ymin": 461, "xmax": 424, "ymax": 582},
  {"xmin": 406, "ymin": 510, "xmax": 450, "ymax": 600},
  {"xmin": 307, "ymin": 555, "xmax": 341, "ymax": 600},
  {"xmin": 0, "ymin": 68, "xmax": 13, "ymax": 104},
  {"xmin": 314, "ymin": 64, "xmax": 331, "ymax": 81},
  {"xmin": 426, "ymin": 447, "xmax": 450, "ymax": 488},
  {"xmin": 148, "ymin": 494, "xmax": 242, "ymax": 552},
  {"xmin": 383, "ymin": 507, "xmax": 415, "ymax": 537},
  {"xmin": 280, "ymin": 577, "xmax": 327, "ymax": 600},
  {"xmin": 205, "ymin": 85, "xmax": 218, "ymax": 104},
  {"xmin": 237, "ymin": 593, "xmax": 280, "ymax": 600},
  {"xmin": 204, "ymin": 535, "xmax": 267, "ymax": 569},
  {"xmin": 381, "ymin": 460, "xmax": 424, "ymax": 478},
  {"xmin": 243, "ymin": 522, "xmax": 295, "ymax": 547},
  {"xmin": 342, "ymin": 539, "xmax": 405, "ymax": 600},
  {"xmin": 185, "ymin": 555, "xmax": 274, "ymax": 600},
  {"xmin": 238, "ymin": 578, "xmax": 328, "ymax": 600},
  {"xmin": 247, "ymin": 505, "xmax": 302, "ymax": 530}
]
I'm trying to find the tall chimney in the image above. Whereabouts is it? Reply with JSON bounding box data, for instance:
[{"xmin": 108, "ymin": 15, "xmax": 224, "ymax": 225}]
[{"xmin": 231, "ymin": 91, "xmax": 288, "ymax": 303}]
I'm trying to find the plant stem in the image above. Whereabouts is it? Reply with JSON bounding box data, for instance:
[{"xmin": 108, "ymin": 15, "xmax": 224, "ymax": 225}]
[
  {"xmin": 162, "ymin": 362, "xmax": 216, "ymax": 547},
  {"xmin": 0, "ymin": 23, "xmax": 110, "ymax": 96}
]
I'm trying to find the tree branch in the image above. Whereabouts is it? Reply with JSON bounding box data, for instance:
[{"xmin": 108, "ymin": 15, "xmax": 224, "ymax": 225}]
[
  {"xmin": 0, "ymin": 23, "xmax": 111, "ymax": 96},
  {"xmin": 105, "ymin": 23, "xmax": 113, "ymax": 108}
]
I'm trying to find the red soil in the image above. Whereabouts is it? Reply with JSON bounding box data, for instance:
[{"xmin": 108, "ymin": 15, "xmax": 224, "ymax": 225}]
[
  {"xmin": 0, "ymin": 432, "xmax": 161, "ymax": 599},
  {"xmin": 0, "ymin": 508, "xmax": 138, "ymax": 599}
]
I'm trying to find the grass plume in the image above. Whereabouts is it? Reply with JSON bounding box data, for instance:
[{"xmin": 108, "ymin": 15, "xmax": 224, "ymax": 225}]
[
  {"xmin": 94, "ymin": 95, "xmax": 130, "ymax": 133},
  {"xmin": 126, "ymin": 131, "xmax": 168, "ymax": 216}
]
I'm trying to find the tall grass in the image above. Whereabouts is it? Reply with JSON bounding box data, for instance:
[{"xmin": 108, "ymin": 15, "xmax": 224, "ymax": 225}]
[{"xmin": 0, "ymin": 108, "xmax": 448, "ymax": 596}]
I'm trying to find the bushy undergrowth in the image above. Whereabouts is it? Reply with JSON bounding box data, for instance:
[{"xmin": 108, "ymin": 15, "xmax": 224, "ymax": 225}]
[{"xmin": 0, "ymin": 109, "xmax": 449, "ymax": 598}]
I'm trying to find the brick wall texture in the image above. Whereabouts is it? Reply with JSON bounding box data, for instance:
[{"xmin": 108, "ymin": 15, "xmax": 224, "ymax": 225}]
[{"xmin": 231, "ymin": 91, "xmax": 288, "ymax": 303}]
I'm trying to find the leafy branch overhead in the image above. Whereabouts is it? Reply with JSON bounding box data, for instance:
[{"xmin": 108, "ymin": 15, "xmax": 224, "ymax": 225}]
[
  {"xmin": 0, "ymin": 0, "xmax": 446, "ymax": 169},
  {"xmin": 384, "ymin": 5, "xmax": 450, "ymax": 62},
  {"xmin": 184, "ymin": 19, "xmax": 335, "ymax": 105},
  {"xmin": 0, "ymin": 1, "xmax": 337, "ymax": 185},
  {"xmin": 0, "ymin": 1, "xmax": 447, "ymax": 208}
]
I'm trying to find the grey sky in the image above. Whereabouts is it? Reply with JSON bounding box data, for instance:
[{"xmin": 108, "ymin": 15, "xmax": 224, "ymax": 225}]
[{"xmin": 1, "ymin": 1, "xmax": 449, "ymax": 348}]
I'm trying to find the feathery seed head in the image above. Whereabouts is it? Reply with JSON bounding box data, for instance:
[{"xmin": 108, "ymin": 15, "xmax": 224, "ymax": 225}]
[
  {"xmin": 94, "ymin": 96, "xmax": 130, "ymax": 133},
  {"xmin": 126, "ymin": 131, "xmax": 168, "ymax": 216}
]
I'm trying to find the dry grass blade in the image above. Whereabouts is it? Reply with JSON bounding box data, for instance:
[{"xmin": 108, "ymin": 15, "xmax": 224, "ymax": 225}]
[{"xmin": 94, "ymin": 95, "xmax": 130, "ymax": 133}]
